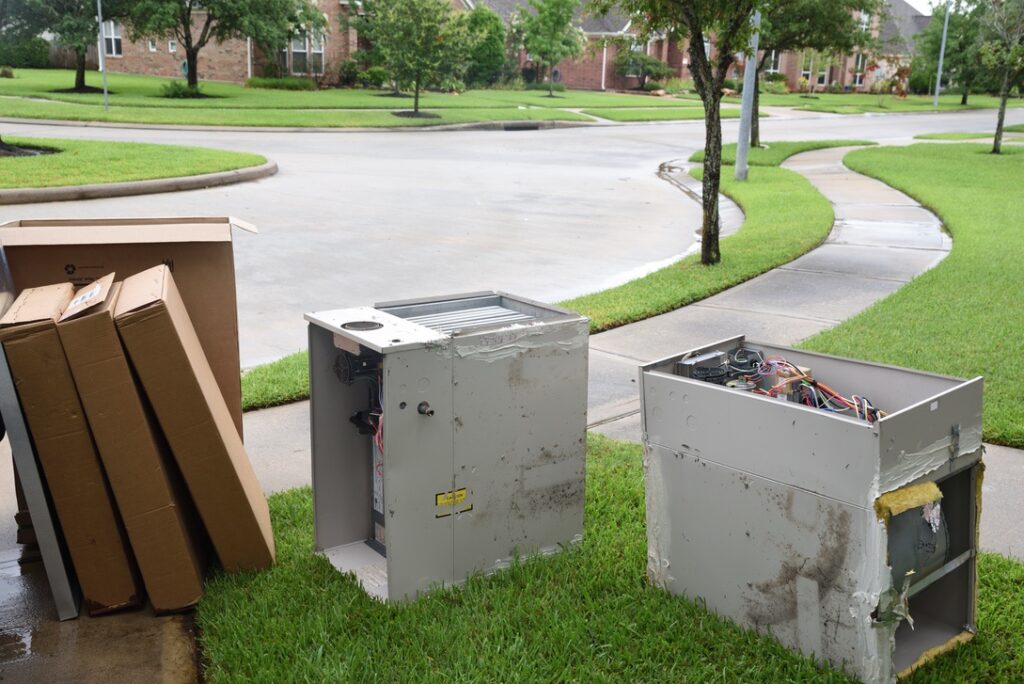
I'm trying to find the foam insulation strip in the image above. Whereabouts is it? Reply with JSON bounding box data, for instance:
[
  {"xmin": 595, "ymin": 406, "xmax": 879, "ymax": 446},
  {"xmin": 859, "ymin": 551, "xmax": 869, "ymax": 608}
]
[{"xmin": 875, "ymin": 482, "xmax": 943, "ymax": 521}]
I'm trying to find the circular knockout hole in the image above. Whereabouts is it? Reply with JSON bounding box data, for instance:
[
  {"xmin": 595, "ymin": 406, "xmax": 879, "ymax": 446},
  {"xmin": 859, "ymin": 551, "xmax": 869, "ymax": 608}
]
[
  {"xmin": 400, "ymin": 402, "xmax": 407, "ymax": 409},
  {"xmin": 341, "ymin": 321, "xmax": 383, "ymax": 331}
]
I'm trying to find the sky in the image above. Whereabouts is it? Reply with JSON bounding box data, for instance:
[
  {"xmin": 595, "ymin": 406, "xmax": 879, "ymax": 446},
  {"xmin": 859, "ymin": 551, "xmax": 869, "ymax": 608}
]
[{"xmin": 904, "ymin": 0, "xmax": 936, "ymax": 15}]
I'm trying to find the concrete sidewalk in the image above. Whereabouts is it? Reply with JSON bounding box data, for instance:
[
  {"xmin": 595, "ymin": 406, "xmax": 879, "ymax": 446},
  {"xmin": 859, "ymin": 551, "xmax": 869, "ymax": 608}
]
[{"xmin": 240, "ymin": 146, "xmax": 1022, "ymax": 561}]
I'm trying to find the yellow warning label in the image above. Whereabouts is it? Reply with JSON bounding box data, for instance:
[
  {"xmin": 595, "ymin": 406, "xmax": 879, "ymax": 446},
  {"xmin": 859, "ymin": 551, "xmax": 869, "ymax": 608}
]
[{"xmin": 435, "ymin": 488, "xmax": 467, "ymax": 507}]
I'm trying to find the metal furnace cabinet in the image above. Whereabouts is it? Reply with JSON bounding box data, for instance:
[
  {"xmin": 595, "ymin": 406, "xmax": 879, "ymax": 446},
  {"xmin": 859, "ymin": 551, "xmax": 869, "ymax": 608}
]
[
  {"xmin": 306, "ymin": 292, "xmax": 588, "ymax": 602},
  {"xmin": 640, "ymin": 336, "xmax": 983, "ymax": 683}
]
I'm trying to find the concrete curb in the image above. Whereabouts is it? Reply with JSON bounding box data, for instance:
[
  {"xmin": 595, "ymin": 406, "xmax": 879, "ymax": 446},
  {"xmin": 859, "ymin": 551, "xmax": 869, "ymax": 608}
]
[
  {"xmin": 0, "ymin": 116, "xmax": 601, "ymax": 134},
  {"xmin": 0, "ymin": 159, "xmax": 278, "ymax": 205}
]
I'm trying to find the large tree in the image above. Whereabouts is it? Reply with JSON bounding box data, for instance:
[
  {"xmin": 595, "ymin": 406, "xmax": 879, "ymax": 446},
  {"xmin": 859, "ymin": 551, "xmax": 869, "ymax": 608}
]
[
  {"xmin": 916, "ymin": 1, "xmax": 987, "ymax": 105},
  {"xmin": 1, "ymin": 0, "xmax": 31, "ymax": 155},
  {"xmin": 750, "ymin": 0, "xmax": 879, "ymax": 145},
  {"xmin": 466, "ymin": 5, "xmax": 507, "ymax": 87},
  {"xmin": 125, "ymin": 0, "xmax": 323, "ymax": 88},
  {"xmin": 592, "ymin": 0, "xmax": 760, "ymax": 265},
  {"xmin": 20, "ymin": 0, "xmax": 129, "ymax": 91},
  {"xmin": 522, "ymin": 0, "xmax": 585, "ymax": 96},
  {"xmin": 979, "ymin": 0, "xmax": 1024, "ymax": 153},
  {"xmin": 354, "ymin": 0, "xmax": 468, "ymax": 113}
]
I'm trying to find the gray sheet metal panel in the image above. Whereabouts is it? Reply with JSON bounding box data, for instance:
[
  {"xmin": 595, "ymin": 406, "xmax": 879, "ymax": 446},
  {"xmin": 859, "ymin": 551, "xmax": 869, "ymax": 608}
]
[
  {"xmin": 0, "ymin": 345, "xmax": 81, "ymax": 621},
  {"xmin": 644, "ymin": 443, "xmax": 894, "ymax": 683},
  {"xmin": 309, "ymin": 324, "xmax": 373, "ymax": 551},
  {"xmin": 877, "ymin": 378, "xmax": 983, "ymax": 493},
  {"xmin": 642, "ymin": 370, "xmax": 879, "ymax": 507},
  {"xmin": 451, "ymin": 319, "xmax": 587, "ymax": 577},
  {"xmin": 381, "ymin": 344, "xmax": 456, "ymax": 600}
]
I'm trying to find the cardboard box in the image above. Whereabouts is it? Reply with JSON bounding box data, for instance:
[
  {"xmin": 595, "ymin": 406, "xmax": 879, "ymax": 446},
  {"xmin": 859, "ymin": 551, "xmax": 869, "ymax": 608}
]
[
  {"xmin": 0, "ymin": 217, "xmax": 255, "ymax": 436},
  {"xmin": 0, "ymin": 284, "xmax": 141, "ymax": 614},
  {"xmin": 57, "ymin": 274, "xmax": 207, "ymax": 613},
  {"xmin": 115, "ymin": 265, "xmax": 274, "ymax": 572}
]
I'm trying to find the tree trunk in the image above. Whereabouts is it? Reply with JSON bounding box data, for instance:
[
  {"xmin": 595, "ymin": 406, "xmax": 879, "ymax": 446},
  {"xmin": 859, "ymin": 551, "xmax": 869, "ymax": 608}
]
[
  {"xmin": 751, "ymin": 69, "xmax": 760, "ymax": 148},
  {"xmin": 993, "ymin": 69, "xmax": 1010, "ymax": 154},
  {"xmin": 186, "ymin": 49, "xmax": 199, "ymax": 88},
  {"xmin": 75, "ymin": 50, "xmax": 87, "ymax": 91},
  {"xmin": 548, "ymin": 66, "xmax": 554, "ymax": 97},
  {"xmin": 701, "ymin": 96, "xmax": 723, "ymax": 265},
  {"xmin": 414, "ymin": 76, "xmax": 420, "ymax": 114},
  {"xmin": 960, "ymin": 84, "xmax": 969, "ymax": 106}
]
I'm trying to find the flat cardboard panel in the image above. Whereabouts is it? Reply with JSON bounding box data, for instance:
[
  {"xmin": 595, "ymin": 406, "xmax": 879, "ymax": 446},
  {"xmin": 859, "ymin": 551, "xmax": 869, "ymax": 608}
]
[
  {"xmin": 0, "ymin": 284, "xmax": 141, "ymax": 615},
  {"xmin": 115, "ymin": 265, "xmax": 274, "ymax": 572},
  {"xmin": 0, "ymin": 219, "xmax": 245, "ymax": 436},
  {"xmin": 58, "ymin": 279, "xmax": 207, "ymax": 613}
]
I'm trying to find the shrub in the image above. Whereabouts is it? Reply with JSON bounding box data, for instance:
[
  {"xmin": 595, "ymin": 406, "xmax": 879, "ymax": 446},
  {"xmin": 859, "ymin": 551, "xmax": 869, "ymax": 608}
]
[
  {"xmin": 337, "ymin": 60, "xmax": 359, "ymax": 87},
  {"xmin": 663, "ymin": 77, "xmax": 694, "ymax": 94},
  {"xmin": 722, "ymin": 77, "xmax": 741, "ymax": 93},
  {"xmin": 465, "ymin": 5, "xmax": 506, "ymax": 87},
  {"xmin": 614, "ymin": 49, "xmax": 674, "ymax": 88},
  {"xmin": 826, "ymin": 81, "xmax": 843, "ymax": 94},
  {"xmin": 764, "ymin": 72, "xmax": 788, "ymax": 83},
  {"xmin": 0, "ymin": 66, "xmax": 13, "ymax": 79},
  {"xmin": 161, "ymin": 80, "xmax": 204, "ymax": 98},
  {"xmin": 245, "ymin": 76, "xmax": 317, "ymax": 90},
  {"xmin": 0, "ymin": 37, "xmax": 49, "ymax": 69},
  {"xmin": 643, "ymin": 80, "xmax": 664, "ymax": 92},
  {"xmin": 358, "ymin": 66, "xmax": 388, "ymax": 88},
  {"xmin": 526, "ymin": 81, "xmax": 566, "ymax": 92},
  {"xmin": 761, "ymin": 80, "xmax": 788, "ymax": 95}
]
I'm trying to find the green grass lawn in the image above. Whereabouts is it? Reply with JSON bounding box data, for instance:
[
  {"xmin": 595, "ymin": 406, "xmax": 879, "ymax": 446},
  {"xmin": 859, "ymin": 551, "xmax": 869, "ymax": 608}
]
[
  {"xmin": 916, "ymin": 125, "xmax": 1024, "ymax": 141},
  {"xmin": 800, "ymin": 143, "xmax": 1024, "ymax": 449},
  {"xmin": 0, "ymin": 137, "xmax": 266, "ymax": 188},
  {"xmin": 690, "ymin": 139, "xmax": 875, "ymax": 166},
  {"xmin": 197, "ymin": 434, "xmax": 1024, "ymax": 683},
  {"xmin": 240, "ymin": 140, "xmax": 857, "ymax": 411},
  {"xmin": 748, "ymin": 91, "xmax": 1024, "ymax": 114}
]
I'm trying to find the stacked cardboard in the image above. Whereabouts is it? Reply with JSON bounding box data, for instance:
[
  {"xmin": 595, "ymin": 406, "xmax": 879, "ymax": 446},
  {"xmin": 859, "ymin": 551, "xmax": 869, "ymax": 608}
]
[{"xmin": 0, "ymin": 265, "xmax": 274, "ymax": 617}]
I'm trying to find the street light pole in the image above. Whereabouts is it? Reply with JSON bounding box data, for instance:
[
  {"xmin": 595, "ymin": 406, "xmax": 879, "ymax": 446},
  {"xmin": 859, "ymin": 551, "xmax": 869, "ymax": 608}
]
[
  {"xmin": 933, "ymin": 0, "xmax": 951, "ymax": 109},
  {"xmin": 735, "ymin": 10, "xmax": 761, "ymax": 181},
  {"xmin": 95, "ymin": 0, "xmax": 109, "ymax": 111}
]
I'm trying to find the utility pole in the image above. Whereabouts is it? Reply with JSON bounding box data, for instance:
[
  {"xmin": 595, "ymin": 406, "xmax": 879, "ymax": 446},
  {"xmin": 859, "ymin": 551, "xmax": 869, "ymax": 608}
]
[
  {"xmin": 933, "ymin": 0, "xmax": 951, "ymax": 109},
  {"xmin": 95, "ymin": 0, "xmax": 109, "ymax": 111},
  {"xmin": 735, "ymin": 10, "xmax": 761, "ymax": 181}
]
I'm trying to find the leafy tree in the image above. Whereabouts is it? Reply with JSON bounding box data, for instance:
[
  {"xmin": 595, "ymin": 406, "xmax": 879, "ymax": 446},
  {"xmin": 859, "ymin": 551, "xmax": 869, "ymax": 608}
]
[
  {"xmin": 522, "ymin": 0, "xmax": 585, "ymax": 96},
  {"xmin": 750, "ymin": 0, "xmax": 880, "ymax": 145},
  {"xmin": 466, "ymin": 5, "xmax": 506, "ymax": 87},
  {"xmin": 0, "ymin": 0, "xmax": 31, "ymax": 155},
  {"xmin": 592, "ymin": 0, "xmax": 760, "ymax": 265},
  {"xmin": 614, "ymin": 46, "xmax": 675, "ymax": 87},
  {"xmin": 979, "ymin": 0, "xmax": 1024, "ymax": 152},
  {"xmin": 916, "ymin": 1, "xmax": 986, "ymax": 104},
  {"xmin": 19, "ymin": 0, "xmax": 130, "ymax": 91},
  {"xmin": 124, "ymin": 0, "xmax": 324, "ymax": 88},
  {"xmin": 354, "ymin": 0, "xmax": 468, "ymax": 113}
]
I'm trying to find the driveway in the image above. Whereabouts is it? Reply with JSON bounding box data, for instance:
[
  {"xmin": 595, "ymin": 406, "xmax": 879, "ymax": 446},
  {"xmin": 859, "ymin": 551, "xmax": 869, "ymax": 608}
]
[{"xmin": 0, "ymin": 108, "xmax": 1020, "ymax": 365}]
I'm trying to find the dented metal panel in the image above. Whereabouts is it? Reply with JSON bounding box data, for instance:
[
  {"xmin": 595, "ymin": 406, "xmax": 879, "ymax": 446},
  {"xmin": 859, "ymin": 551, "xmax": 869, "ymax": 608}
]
[
  {"xmin": 309, "ymin": 291, "xmax": 587, "ymax": 602},
  {"xmin": 641, "ymin": 338, "xmax": 983, "ymax": 683}
]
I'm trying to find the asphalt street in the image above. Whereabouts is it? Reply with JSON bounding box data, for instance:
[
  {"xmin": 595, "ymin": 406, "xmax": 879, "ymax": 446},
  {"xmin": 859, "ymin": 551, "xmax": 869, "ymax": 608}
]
[{"xmin": 0, "ymin": 108, "xmax": 1020, "ymax": 365}]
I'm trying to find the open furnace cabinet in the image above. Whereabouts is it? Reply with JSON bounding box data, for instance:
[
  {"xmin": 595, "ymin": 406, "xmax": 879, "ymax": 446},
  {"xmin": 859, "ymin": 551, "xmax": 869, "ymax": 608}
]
[
  {"xmin": 306, "ymin": 292, "xmax": 588, "ymax": 602},
  {"xmin": 639, "ymin": 336, "xmax": 983, "ymax": 683}
]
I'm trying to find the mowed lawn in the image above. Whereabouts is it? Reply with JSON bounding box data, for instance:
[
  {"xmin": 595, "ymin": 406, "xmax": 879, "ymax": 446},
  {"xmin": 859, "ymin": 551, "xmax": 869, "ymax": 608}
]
[
  {"xmin": 197, "ymin": 435, "xmax": 1024, "ymax": 683},
  {"xmin": 801, "ymin": 143, "xmax": 1024, "ymax": 448},
  {"xmin": 0, "ymin": 137, "xmax": 266, "ymax": 188},
  {"xmin": 729, "ymin": 91, "xmax": 1024, "ymax": 114}
]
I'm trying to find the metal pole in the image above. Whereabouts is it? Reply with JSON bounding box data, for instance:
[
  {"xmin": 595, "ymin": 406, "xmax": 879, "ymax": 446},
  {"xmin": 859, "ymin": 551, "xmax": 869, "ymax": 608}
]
[
  {"xmin": 933, "ymin": 0, "xmax": 951, "ymax": 109},
  {"xmin": 735, "ymin": 11, "xmax": 761, "ymax": 181},
  {"xmin": 95, "ymin": 0, "xmax": 109, "ymax": 111}
]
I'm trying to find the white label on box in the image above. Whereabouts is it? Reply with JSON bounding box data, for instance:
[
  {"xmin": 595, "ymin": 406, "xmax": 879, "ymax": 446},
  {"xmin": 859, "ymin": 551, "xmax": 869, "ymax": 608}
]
[{"xmin": 68, "ymin": 283, "xmax": 102, "ymax": 310}]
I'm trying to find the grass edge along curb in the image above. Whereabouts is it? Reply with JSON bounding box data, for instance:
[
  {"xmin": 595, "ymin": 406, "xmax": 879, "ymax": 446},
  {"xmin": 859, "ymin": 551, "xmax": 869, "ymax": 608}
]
[
  {"xmin": 239, "ymin": 140, "xmax": 864, "ymax": 412},
  {"xmin": 0, "ymin": 136, "xmax": 267, "ymax": 189},
  {"xmin": 196, "ymin": 434, "xmax": 1024, "ymax": 682},
  {"xmin": 799, "ymin": 142, "xmax": 1024, "ymax": 449}
]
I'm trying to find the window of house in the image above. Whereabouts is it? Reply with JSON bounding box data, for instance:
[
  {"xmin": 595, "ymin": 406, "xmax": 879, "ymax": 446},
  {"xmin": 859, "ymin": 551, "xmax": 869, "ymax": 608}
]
[
  {"xmin": 860, "ymin": 12, "xmax": 871, "ymax": 31},
  {"xmin": 766, "ymin": 50, "xmax": 781, "ymax": 74},
  {"xmin": 853, "ymin": 53, "xmax": 867, "ymax": 86},
  {"xmin": 148, "ymin": 39, "xmax": 157, "ymax": 52},
  {"xmin": 309, "ymin": 32, "xmax": 325, "ymax": 75},
  {"xmin": 102, "ymin": 21, "xmax": 122, "ymax": 57},
  {"xmin": 290, "ymin": 36, "xmax": 308, "ymax": 74},
  {"xmin": 168, "ymin": 40, "xmax": 177, "ymax": 53}
]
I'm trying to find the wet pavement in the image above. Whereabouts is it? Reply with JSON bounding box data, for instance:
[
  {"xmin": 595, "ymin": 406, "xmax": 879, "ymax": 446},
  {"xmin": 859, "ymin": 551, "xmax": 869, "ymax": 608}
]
[{"xmin": 0, "ymin": 547, "xmax": 199, "ymax": 683}]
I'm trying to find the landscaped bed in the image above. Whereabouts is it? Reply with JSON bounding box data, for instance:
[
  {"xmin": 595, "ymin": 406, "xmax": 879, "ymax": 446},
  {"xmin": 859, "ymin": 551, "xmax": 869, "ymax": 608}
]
[
  {"xmin": 0, "ymin": 137, "xmax": 266, "ymax": 188},
  {"xmin": 196, "ymin": 434, "xmax": 1024, "ymax": 682},
  {"xmin": 800, "ymin": 143, "xmax": 1024, "ymax": 449}
]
